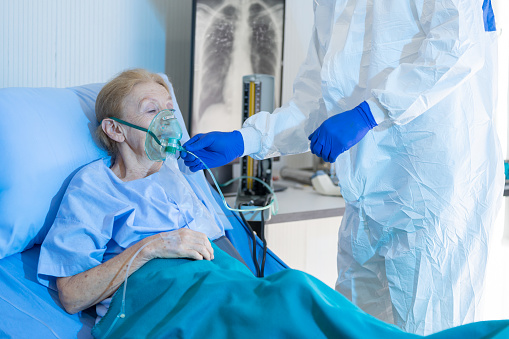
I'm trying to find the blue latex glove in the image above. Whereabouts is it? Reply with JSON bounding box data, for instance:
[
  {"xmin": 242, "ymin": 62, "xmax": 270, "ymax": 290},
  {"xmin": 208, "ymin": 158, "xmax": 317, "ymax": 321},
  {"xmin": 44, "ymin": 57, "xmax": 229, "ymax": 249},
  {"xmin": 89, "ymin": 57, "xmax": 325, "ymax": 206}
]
[
  {"xmin": 308, "ymin": 101, "xmax": 377, "ymax": 163},
  {"xmin": 181, "ymin": 131, "xmax": 244, "ymax": 172}
]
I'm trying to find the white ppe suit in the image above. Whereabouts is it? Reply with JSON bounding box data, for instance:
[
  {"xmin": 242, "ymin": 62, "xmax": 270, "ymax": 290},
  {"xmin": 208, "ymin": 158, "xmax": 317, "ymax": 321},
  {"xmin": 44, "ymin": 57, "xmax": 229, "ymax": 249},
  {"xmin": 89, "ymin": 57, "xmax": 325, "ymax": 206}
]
[{"xmin": 239, "ymin": 0, "xmax": 503, "ymax": 335}]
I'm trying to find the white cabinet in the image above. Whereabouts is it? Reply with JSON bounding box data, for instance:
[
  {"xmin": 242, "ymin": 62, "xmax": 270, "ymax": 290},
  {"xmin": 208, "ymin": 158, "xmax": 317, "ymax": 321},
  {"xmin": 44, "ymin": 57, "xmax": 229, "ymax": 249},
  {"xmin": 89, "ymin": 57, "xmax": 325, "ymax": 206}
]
[
  {"xmin": 263, "ymin": 182, "xmax": 344, "ymax": 289},
  {"xmin": 266, "ymin": 215, "xmax": 341, "ymax": 289},
  {"xmin": 226, "ymin": 178, "xmax": 344, "ymax": 288}
]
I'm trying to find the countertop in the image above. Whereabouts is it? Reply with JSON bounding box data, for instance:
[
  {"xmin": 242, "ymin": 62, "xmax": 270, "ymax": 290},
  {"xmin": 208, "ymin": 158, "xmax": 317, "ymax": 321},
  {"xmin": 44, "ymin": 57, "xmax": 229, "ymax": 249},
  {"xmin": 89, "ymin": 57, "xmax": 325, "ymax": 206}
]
[{"xmin": 226, "ymin": 179, "xmax": 345, "ymax": 224}]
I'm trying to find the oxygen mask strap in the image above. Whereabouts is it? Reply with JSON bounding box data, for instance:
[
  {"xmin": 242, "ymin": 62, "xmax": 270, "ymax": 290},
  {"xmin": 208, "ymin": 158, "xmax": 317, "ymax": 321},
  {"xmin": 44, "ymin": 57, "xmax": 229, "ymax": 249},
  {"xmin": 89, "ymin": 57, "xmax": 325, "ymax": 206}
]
[{"xmin": 108, "ymin": 117, "xmax": 162, "ymax": 146}]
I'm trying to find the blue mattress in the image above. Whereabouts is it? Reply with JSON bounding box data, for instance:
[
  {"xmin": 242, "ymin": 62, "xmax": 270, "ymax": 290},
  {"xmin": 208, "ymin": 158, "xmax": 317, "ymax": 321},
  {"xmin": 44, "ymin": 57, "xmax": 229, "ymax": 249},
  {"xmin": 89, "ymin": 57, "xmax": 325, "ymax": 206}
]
[
  {"xmin": 0, "ymin": 75, "xmax": 288, "ymax": 338},
  {"xmin": 0, "ymin": 188, "xmax": 287, "ymax": 339},
  {"xmin": 0, "ymin": 244, "xmax": 96, "ymax": 338}
]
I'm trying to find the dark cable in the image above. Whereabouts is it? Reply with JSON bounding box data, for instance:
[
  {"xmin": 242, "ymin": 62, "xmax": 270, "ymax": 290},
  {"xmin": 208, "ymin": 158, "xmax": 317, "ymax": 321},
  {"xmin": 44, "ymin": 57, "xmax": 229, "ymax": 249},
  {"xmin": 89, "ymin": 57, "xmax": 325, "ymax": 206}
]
[
  {"xmin": 238, "ymin": 203, "xmax": 260, "ymax": 277},
  {"xmin": 260, "ymin": 204, "xmax": 268, "ymax": 277}
]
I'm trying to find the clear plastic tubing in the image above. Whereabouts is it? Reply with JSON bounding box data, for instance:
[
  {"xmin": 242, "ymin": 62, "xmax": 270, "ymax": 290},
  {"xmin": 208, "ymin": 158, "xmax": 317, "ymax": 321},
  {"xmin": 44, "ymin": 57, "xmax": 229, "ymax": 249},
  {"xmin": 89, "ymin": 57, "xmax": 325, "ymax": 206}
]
[
  {"xmin": 102, "ymin": 150, "xmax": 278, "ymax": 338},
  {"xmin": 183, "ymin": 149, "xmax": 279, "ymax": 215}
]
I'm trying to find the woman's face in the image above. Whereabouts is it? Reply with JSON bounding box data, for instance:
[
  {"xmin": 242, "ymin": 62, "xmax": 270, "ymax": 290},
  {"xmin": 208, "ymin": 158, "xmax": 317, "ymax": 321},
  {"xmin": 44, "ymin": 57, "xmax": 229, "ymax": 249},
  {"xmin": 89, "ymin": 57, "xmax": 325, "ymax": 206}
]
[{"xmin": 120, "ymin": 82, "xmax": 174, "ymax": 158}]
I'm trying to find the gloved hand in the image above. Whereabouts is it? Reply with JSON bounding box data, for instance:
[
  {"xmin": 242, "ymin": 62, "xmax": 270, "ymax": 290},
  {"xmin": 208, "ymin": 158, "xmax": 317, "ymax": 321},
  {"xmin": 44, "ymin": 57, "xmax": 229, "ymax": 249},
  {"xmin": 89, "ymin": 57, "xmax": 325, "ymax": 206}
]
[
  {"xmin": 308, "ymin": 101, "xmax": 377, "ymax": 163},
  {"xmin": 181, "ymin": 131, "xmax": 244, "ymax": 172}
]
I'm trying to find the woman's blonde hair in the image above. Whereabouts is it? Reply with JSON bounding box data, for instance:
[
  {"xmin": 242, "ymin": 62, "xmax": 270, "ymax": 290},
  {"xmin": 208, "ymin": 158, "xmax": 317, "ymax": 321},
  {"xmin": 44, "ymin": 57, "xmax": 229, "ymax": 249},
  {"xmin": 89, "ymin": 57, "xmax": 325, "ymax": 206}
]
[{"xmin": 95, "ymin": 68, "xmax": 170, "ymax": 157}]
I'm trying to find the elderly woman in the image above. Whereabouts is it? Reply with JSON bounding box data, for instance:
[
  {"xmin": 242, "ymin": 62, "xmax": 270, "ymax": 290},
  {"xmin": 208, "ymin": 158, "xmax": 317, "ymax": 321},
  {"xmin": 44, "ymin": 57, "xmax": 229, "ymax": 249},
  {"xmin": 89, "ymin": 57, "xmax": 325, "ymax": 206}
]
[
  {"xmin": 37, "ymin": 69, "xmax": 243, "ymax": 320},
  {"xmin": 36, "ymin": 70, "xmax": 509, "ymax": 338}
]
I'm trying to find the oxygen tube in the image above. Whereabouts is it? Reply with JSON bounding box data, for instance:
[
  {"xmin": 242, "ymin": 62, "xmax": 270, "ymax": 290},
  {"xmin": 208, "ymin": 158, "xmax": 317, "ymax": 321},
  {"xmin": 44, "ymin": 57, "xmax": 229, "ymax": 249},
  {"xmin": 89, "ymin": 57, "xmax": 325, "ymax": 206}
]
[
  {"xmin": 103, "ymin": 110, "xmax": 277, "ymax": 337},
  {"xmin": 108, "ymin": 109, "xmax": 277, "ymax": 215},
  {"xmin": 185, "ymin": 150, "xmax": 278, "ymax": 215},
  {"xmin": 185, "ymin": 151, "xmax": 276, "ymax": 279},
  {"xmin": 101, "ymin": 150, "xmax": 277, "ymax": 338}
]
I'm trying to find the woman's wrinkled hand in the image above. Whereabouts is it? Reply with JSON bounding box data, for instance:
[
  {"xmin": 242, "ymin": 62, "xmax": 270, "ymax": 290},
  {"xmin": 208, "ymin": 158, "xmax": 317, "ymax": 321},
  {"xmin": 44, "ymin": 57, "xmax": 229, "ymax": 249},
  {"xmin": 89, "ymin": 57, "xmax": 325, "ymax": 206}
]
[{"xmin": 142, "ymin": 228, "xmax": 214, "ymax": 261}]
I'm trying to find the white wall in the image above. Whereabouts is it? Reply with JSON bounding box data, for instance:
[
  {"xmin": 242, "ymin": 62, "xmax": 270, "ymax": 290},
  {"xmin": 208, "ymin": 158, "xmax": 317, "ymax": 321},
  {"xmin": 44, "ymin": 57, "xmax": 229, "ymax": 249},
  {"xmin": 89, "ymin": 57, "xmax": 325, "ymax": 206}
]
[
  {"xmin": 1, "ymin": 0, "xmax": 194, "ymax": 123},
  {"xmin": 493, "ymin": 0, "xmax": 509, "ymax": 159},
  {"xmin": 0, "ymin": 0, "xmax": 171, "ymax": 87},
  {"xmin": 482, "ymin": 0, "xmax": 509, "ymax": 322}
]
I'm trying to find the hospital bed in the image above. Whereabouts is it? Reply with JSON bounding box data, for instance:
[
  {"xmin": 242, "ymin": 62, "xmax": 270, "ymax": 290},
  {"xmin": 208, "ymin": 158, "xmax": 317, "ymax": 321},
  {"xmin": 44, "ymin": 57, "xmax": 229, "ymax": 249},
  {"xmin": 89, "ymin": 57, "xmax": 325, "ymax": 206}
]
[{"xmin": 0, "ymin": 75, "xmax": 287, "ymax": 338}]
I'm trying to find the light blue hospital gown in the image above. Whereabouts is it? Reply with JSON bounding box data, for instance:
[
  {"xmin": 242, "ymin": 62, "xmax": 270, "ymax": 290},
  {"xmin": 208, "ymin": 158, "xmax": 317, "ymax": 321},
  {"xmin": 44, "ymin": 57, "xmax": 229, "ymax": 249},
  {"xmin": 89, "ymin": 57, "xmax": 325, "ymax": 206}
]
[{"xmin": 37, "ymin": 157, "xmax": 228, "ymax": 319}]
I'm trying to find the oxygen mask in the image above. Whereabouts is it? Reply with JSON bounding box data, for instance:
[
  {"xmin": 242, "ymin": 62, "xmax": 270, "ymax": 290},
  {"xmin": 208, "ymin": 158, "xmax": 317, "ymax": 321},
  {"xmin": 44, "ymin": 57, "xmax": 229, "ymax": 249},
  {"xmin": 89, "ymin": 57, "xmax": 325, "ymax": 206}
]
[
  {"xmin": 145, "ymin": 109, "xmax": 183, "ymax": 161},
  {"xmin": 109, "ymin": 109, "xmax": 183, "ymax": 161}
]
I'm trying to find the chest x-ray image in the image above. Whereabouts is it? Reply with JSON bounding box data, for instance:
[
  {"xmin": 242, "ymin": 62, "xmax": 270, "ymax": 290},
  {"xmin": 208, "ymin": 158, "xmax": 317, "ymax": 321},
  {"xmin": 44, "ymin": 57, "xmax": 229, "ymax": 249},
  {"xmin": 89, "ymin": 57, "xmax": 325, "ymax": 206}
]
[{"xmin": 191, "ymin": 0, "xmax": 284, "ymax": 135}]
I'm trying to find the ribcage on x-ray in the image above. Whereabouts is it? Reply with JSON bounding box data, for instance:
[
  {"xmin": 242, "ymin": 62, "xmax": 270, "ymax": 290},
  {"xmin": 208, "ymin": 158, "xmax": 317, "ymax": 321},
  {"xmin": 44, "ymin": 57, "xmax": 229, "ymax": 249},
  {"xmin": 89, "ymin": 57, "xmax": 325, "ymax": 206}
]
[
  {"xmin": 196, "ymin": 0, "xmax": 283, "ymax": 119},
  {"xmin": 199, "ymin": 4, "xmax": 239, "ymax": 118},
  {"xmin": 249, "ymin": 3, "xmax": 278, "ymax": 76}
]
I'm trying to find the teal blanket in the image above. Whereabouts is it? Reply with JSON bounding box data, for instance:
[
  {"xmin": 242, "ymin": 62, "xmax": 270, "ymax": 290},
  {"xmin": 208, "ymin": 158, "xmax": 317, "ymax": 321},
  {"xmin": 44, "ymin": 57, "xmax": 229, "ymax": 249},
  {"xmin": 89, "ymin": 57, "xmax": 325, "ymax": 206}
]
[{"xmin": 93, "ymin": 244, "xmax": 509, "ymax": 339}]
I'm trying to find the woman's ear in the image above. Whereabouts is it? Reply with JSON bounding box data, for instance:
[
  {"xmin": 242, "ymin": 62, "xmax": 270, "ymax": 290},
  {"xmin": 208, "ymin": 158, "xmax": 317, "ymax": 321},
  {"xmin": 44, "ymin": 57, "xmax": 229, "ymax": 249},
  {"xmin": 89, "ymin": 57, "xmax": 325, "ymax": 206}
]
[{"xmin": 102, "ymin": 119, "xmax": 126, "ymax": 143}]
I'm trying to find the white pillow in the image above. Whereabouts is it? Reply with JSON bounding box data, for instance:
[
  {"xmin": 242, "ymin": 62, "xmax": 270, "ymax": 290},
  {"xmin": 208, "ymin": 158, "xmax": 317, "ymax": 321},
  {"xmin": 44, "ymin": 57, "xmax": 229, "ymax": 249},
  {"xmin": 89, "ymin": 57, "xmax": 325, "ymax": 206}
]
[{"xmin": 0, "ymin": 84, "xmax": 107, "ymax": 259}]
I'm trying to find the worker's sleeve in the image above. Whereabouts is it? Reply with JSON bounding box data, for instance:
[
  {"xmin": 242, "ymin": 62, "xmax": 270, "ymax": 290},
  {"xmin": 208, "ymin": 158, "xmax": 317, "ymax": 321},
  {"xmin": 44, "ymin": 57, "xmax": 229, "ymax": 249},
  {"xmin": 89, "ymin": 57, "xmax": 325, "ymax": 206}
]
[
  {"xmin": 368, "ymin": 0, "xmax": 486, "ymax": 125},
  {"xmin": 240, "ymin": 3, "xmax": 332, "ymax": 160}
]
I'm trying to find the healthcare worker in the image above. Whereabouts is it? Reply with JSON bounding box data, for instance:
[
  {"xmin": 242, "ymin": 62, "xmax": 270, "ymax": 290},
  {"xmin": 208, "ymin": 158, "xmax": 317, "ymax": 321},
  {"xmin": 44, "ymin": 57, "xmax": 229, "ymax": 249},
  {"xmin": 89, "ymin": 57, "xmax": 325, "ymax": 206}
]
[{"xmin": 182, "ymin": 0, "xmax": 503, "ymax": 335}]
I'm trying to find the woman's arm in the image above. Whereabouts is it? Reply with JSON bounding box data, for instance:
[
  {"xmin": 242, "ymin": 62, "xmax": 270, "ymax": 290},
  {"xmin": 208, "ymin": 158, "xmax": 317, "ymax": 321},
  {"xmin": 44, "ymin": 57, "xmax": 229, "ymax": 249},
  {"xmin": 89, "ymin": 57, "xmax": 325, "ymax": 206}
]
[{"xmin": 56, "ymin": 228, "xmax": 214, "ymax": 314}]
